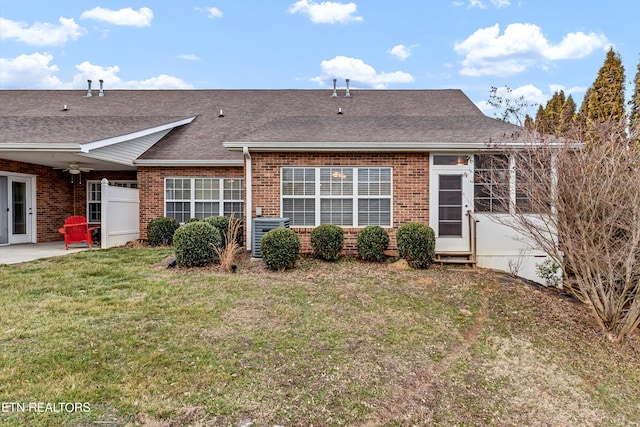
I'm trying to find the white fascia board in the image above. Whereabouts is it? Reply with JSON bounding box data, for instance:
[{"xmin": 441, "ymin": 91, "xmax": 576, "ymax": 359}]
[
  {"xmin": 0, "ymin": 143, "xmax": 80, "ymax": 151},
  {"xmin": 133, "ymin": 159, "xmax": 244, "ymax": 167},
  {"xmin": 223, "ymin": 141, "xmax": 568, "ymax": 152},
  {"xmin": 224, "ymin": 141, "xmax": 499, "ymax": 152},
  {"xmin": 79, "ymin": 116, "xmax": 196, "ymax": 153}
]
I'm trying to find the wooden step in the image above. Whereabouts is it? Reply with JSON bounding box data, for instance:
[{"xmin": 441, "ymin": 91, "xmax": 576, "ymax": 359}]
[{"xmin": 435, "ymin": 251, "xmax": 476, "ymax": 266}]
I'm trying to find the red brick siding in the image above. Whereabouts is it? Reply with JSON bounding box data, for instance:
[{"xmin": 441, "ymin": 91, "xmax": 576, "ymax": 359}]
[
  {"xmin": 137, "ymin": 166, "xmax": 245, "ymax": 240},
  {"xmin": 1, "ymin": 159, "xmax": 136, "ymax": 242},
  {"xmin": 251, "ymin": 152, "xmax": 430, "ymax": 254}
]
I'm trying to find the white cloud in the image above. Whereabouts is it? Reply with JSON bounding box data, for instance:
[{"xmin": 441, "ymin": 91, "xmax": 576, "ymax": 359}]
[
  {"xmin": 454, "ymin": 23, "xmax": 608, "ymax": 76},
  {"xmin": 81, "ymin": 7, "xmax": 154, "ymax": 27},
  {"xmin": 0, "ymin": 54, "xmax": 192, "ymax": 89},
  {"xmin": 288, "ymin": 0, "xmax": 363, "ymax": 24},
  {"xmin": 0, "ymin": 53, "xmax": 67, "ymax": 89},
  {"xmin": 0, "ymin": 17, "xmax": 85, "ymax": 46},
  {"xmin": 178, "ymin": 54, "xmax": 200, "ymax": 61},
  {"xmin": 311, "ymin": 55, "xmax": 413, "ymax": 89},
  {"xmin": 388, "ymin": 44, "xmax": 418, "ymax": 61},
  {"xmin": 196, "ymin": 7, "xmax": 224, "ymax": 19},
  {"xmin": 73, "ymin": 61, "xmax": 193, "ymax": 89},
  {"xmin": 466, "ymin": 0, "xmax": 510, "ymax": 8}
]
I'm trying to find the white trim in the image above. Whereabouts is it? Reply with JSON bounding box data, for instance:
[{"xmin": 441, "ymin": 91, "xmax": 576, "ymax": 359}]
[
  {"xmin": 243, "ymin": 147, "xmax": 252, "ymax": 252},
  {"xmin": 0, "ymin": 143, "xmax": 79, "ymax": 151},
  {"xmin": 225, "ymin": 141, "xmax": 530, "ymax": 152},
  {"xmin": 80, "ymin": 117, "xmax": 196, "ymax": 152},
  {"xmin": 134, "ymin": 159, "xmax": 243, "ymax": 167}
]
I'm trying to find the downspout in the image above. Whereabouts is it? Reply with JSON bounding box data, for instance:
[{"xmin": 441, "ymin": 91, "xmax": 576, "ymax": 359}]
[{"xmin": 243, "ymin": 146, "xmax": 252, "ymax": 252}]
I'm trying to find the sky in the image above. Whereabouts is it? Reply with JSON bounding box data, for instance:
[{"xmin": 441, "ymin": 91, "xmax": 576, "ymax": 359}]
[{"xmin": 1, "ymin": 0, "xmax": 638, "ymax": 118}]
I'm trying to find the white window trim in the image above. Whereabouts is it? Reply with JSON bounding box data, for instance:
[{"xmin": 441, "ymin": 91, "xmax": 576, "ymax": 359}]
[
  {"xmin": 164, "ymin": 177, "xmax": 244, "ymax": 223},
  {"xmin": 280, "ymin": 166, "xmax": 393, "ymax": 228}
]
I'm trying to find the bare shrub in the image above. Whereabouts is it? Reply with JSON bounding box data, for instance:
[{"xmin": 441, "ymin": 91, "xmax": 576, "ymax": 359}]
[
  {"xmin": 214, "ymin": 215, "xmax": 243, "ymax": 273},
  {"xmin": 480, "ymin": 119, "xmax": 640, "ymax": 343}
]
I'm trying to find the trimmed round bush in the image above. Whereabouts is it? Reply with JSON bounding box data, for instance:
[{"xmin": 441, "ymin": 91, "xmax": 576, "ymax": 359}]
[
  {"xmin": 396, "ymin": 222, "xmax": 436, "ymax": 269},
  {"xmin": 185, "ymin": 217, "xmax": 202, "ymax": 223},
  {"xmin": 260, "ymin": 228, "xmax": 300, "ymax": 271},
  {"xmin": 147, "ymin": 216, "xmax": 180, "ymax": 246},
  {"xmin": 173, "ymin": 221, "xmax": 222, "ymax": 267},
  {"xmin": 310, "ymin": 224, "xmax": 344, "ymax": 262},
  {"xmin": 357, "ymin": 225, "xmax": 389, "ymax": 262}
]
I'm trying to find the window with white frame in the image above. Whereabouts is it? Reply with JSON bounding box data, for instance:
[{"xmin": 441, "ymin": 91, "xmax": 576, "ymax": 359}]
[
  {"xmin": 165, "ymin": 178, "xmax": 243, "ymax": 223},
  {"xmin": 87, "ymin": 180, "xmax": 137, "ymax": 223},
  {"xmin": 281, "ymin": 166, "xmax": 392, "ymax": 227},
  {"xmin": 474, "ymin": 155, "xmax": 509, "ymax": 213}
]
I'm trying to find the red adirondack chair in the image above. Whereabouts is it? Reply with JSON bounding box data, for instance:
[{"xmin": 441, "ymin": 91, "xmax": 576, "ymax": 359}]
[{"xmin": 58, "ymin": 216, "xmax": 96, "ymax": 250}]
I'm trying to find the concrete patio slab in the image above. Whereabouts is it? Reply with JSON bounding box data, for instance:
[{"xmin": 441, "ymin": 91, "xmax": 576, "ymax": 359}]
[{"xmin": 0, "ymin": 242, "xmax": 93, "ymax": 265}]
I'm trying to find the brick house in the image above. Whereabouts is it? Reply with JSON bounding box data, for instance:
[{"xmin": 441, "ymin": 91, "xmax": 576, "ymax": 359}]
[{"xmin": 0, "ymin": 83, "xmax": 550, "ymax": 281}]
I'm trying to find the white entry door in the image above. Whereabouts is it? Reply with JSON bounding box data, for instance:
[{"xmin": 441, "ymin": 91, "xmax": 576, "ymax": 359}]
[
  {"xmin": 7, "ymin": 176, "xmax": 33, "ymax": 244},
  {"xmin": 430, "ymin": 155, "xmax": 473, "ymax": 253}
]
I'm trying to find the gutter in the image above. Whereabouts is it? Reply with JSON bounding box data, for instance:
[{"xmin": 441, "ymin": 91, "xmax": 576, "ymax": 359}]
[
  {"xmin": 243, "ymin": 146, "xmax": 252, "ymax": 252},
  {"xmin": 133, "ymin": 159, "xmax": 244, "ymax": 167}
]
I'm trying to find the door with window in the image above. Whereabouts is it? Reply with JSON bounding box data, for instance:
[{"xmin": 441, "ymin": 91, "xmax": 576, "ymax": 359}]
[
  {"xmin": 6, "ymin": 176, "xmax": 33, "ymax": 244},
  {"xmin": 430, "ymin": 155, "xmax": 473, "ymax": 253}
]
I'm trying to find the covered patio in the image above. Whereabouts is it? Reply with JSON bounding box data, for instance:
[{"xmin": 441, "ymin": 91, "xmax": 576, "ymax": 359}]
[{"xmin": 0, "ymin": 242, "xmax": 93, "ymax": 265}]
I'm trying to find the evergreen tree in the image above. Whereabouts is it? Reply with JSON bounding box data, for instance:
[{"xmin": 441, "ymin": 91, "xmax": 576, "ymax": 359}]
[
  {"xmin": 534, "ymin": 104, "xmax": 548, "ymax": 134},
  {"xmin": 560, "ymin": 95, "xmax": 576, "ymax": 135},
  {"xmin": 630, "ymin": 57, "xmax": 640, "ymax": 147},
  {"xmin": 579, "ymin": 48, "xmax": 626, "ymax": 142},
  {"xmin": 544, "ymin": 91, "xmax": 566, "ymax": 136}
]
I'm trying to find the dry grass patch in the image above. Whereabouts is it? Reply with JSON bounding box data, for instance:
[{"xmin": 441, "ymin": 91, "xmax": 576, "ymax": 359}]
[{"xmin": 0, "ymin": 249, "xmax": 638, "ymax": 426}]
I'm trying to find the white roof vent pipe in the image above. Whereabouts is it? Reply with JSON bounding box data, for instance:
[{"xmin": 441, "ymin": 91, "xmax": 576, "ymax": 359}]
[
  {"xmin": 344, "ymin": 79, "xmax": 351, "ymax": 97},
  {"xmin": 332, "ymin": 79, "xmax": 338, "ymax": 97},
  {"xmin": 86, "ymin": 80, "xmax": 93, "ymax": 97},
  {"xmin": 99, "ymin": 79, "xmax": 104, "ymax": 97}
]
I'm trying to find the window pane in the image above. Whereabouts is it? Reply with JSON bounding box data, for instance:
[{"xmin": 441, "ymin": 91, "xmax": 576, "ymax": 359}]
[
  {"xmin": 195, "ymin": 178, "xmax": 219, "ymax": 200},
  {"xmin": 320, "ymin": 199, "xmax": 353, "ymax": 226},
  {"xmin": 320, "ymin": 168, "xmax": 353, "ymax": 196},
  {"xmin": 166, "ymin": 202, "xmax": 190, "ymax": 223},
  {"xmin": 358, "ymin": 199, "xmax": 391, "ymax": 226},
  {"xmin": 224, "ymin": 202, "xmax": 244, "ymax": 218},
  {"xmin": 434, "ymin": 155, "xmax": 468, "ymax": 166},
  {"xmin": 195, "ymin": 201, "xmax": 219, "ymax": 218},
  {"xmin": 223, "ymin": 179, "xmax": 242, "ymax": 200},
  {"xmin": 283, "ymin": 198, "xmax": 315, "ymax": 226},
  {"xmin": 282, "ymin": 167, "xmax": 315, "ymax": 196},
  {"xmin": 474, "ymin": 155, "xmax": 509, "ymax": 213}
]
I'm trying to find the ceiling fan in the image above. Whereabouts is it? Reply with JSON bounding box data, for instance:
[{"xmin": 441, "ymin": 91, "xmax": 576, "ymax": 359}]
[
  {"xmin": 62, "ymin": 163, "xmax": 93, "ymax": 175},
  {"xmin": 59, "ymin": 163, "xmax": 94, "ymax": 184}
]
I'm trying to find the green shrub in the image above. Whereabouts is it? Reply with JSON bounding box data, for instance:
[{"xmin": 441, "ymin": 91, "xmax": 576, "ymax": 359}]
[
  {"xmin": 185, "ymin": 217, "xmax": 201, "ymax": 223},
  {"xmin": 396, "ymin": 222, "xmax": 436, "ymax": 269},
  {"xmin": 204, "ymin": 216, "xmax": 243, "ymax": 246},
  {"xmin": 173, "ymin": 221, "xmax": 222, "ymax": 267},
  {"xmin": 260, "ymin": 228, "xmax": 300, "ymax": 271},
  {"xmin": 147, "ymin": 217, "xmax": 180, "ymax": 246},
  {"xmin": 310, "ymin": 224, "xmax": 344, "ymax": 261},
  {"xmin": 357, "ymin": 226, "xmax": 389, "ymax": 262}
]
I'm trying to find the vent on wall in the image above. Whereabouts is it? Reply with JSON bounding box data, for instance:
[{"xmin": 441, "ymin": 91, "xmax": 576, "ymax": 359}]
[{"xmin": 252, "ymin": 217, "xmax": 290, "ymax": 257}]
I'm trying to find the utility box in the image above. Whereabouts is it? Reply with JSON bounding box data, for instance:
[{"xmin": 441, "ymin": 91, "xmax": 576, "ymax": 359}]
[{"xmin": 252, "ymin": 217, "xmax": 290, "ymax": 258}]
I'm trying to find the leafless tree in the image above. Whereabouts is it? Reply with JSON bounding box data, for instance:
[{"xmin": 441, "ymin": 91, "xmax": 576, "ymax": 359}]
[{"xmin": 480, "ymin": 119, "xmax": 640, "ymax": 343}]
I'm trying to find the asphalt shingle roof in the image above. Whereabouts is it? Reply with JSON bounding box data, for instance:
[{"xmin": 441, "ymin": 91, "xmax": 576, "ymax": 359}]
[{"xmin": 0, "ymin": 89, "xmax": 523, "ymax": 161}]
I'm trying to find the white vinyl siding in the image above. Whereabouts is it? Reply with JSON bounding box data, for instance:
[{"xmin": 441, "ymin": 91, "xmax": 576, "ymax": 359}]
[{"xmin": 281, "ymin": 166, "xmax": 392, "ymax": 227}]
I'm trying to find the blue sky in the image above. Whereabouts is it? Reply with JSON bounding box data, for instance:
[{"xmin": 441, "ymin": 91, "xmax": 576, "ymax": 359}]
[{"xmin": 1, "ymin": 0, "xmax": 638, "ymax": 117}]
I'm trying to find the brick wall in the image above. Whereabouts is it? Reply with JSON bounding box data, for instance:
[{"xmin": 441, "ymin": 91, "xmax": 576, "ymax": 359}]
[
  {"xmin": 251, "ymin": 152, "xmax": 430, "ymax": 254},
  {"xmin": 137, "ymin": 166, "xmax": 245, "ymax": 240},
  {"xmin": 1, "ymin": 159, "xmax": 136, "ymax": 242}
]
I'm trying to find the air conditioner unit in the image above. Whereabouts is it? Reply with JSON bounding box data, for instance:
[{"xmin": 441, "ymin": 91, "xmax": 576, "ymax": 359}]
[{"xmin": 252, "ymin": 217, "xmax": 290, "ymax": 258}]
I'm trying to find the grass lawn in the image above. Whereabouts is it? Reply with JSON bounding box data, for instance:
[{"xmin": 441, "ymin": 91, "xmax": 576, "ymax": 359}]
[{"xmin": 1, "ymin": 247, "xmax": 639, "ymax": 426}]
